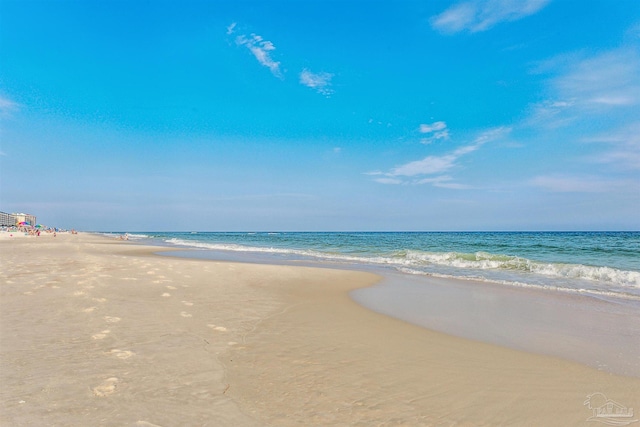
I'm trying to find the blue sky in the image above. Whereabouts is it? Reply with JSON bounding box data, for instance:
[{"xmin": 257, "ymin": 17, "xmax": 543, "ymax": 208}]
[{"xmin": 1, "ymin": 0, "xmax": 639, "ymax": 231}]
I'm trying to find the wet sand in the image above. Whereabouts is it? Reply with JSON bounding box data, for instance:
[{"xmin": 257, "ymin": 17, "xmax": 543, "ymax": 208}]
[
  {"xmin": 352, "ymin": 272, "xmax": 640, "ymax": 377},
  {"xmin": 1, "ymin": 233, "xmax": 639, "ymax": 426}
]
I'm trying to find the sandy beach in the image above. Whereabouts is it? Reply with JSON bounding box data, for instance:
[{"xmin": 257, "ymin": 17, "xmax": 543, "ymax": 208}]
[{"xmin": 1, "ymin": 233, "xmax": 639, "ymax": 426}]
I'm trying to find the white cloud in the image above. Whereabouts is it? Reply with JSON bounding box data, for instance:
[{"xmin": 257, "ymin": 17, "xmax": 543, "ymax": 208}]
[
  {"xmin": 431, "ymin": 0, "xmax": 550, "ymax": 34},
  {"xmin": 419, "ymin": 121, "xmax": 450, "ymax": 144},
  {"xmin": 230, "ymin": 26, "xmax": 335, "ymax": 91},
  {"xmin": 370, "ymin": 127, "xmax": 510, "ymax": 188},
  {"xmin": 0, "ymin": 96, "xmax": 19, "ymax": 116},
  {"xmin": 235, "ymin": 32, "xmax": 282, "ymax": 78},
  {"xmin": 374, "ymin": 177, "xmax": 403, "ymax": 185},
  {"xmin": 529, "ymin": 48, "xmax": 640, "ymax": 127},
  {"xmin": 416, "ymin": 175, "xmax": 453, "ymax": 185},
  {"xmin": 521, "ymin": 43, "xmax": 640, "ymax": 196},
  {"xmin": 582, "ymin": 123, "xmax": 640, "ymax": 170},
  {"xmin": 434, "ymin": 182, "xmax": 474, "ymax": 190},
  {"xmin": 415, "ymin": 175, "xmax": 472, "ymax": 189},
  {"xmin": 419, "ymin": 121, "xmax": 447, "ymax": 133},
  {"xmin": 390, "ymin": 128, "xmax": 498, "ymax": 177},
  {"xmin": 525, "ymin": 100, "xmax": 576, "ymax": 129},
  {"xmin": 554, "ymin": 49, "xmax": 640, "ymax": 109},
  {"xmin": 421, "ymin": 130, "xmax": 450, "ymax": 145},
  {"xmin": 391, "ymin": 154, "xmax": 457, "ymax": 176},
  {"xmin": 300, "ymin": 69, "xmax": 334, "ymax": 96}
]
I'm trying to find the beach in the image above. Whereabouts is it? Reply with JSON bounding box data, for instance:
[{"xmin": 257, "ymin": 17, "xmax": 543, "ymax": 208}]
[{"xmin": 1, "ymin": 233, "xmax": 639, "ymax": 426}]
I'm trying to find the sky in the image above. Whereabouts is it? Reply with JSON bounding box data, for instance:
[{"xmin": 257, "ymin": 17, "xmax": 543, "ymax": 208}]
[{"xmin": 1, "ymin": 0, "xmax": 639, "ymax": 231}]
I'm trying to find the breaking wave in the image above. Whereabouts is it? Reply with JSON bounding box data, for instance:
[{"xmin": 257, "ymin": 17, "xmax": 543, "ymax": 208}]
[{"xmin": 163, "ymin": 238, "xmax": 640, "ymax": 294}]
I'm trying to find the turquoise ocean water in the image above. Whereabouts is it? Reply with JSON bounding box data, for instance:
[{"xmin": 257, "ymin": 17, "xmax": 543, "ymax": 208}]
[{"xmin": 117, "ymin": 231, "xmax": 640, "ymax": 303}]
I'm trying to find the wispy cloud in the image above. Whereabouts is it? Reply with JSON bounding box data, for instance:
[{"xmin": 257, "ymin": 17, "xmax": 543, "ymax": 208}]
[
  {"xmin": 528, "ymin": 48, "xmax": 640, "ymax": 127},
  {"xmin": 419, "ymin": 121, "xmax": 450, "ymax": 144},
  {"xmin": 300, "ymin": 69, "xmax": 334, "ymax": 96},
  {"xmin": 0, "ymin": 95, "xmax": 19, "ymax": 116},
  {"xmin": 521, "ymin": 40, "xmax": 640, "ymax": 196},
  {"xmin": 419, "ymin": 121, "xmax": 446, "ymax": 133},
  {"xmin": 230, "ymin": 23, "xmax": 335, "ymax": 93},
  {"xmin": 370, "ymin": 127, "xmax": 510, "ymax": 187},
  {"xmin": 233, "ymin": 25, "xmax": 282, "ymax": 78},
  {"xmin": 372, "ymin": 177, "xmax": 404, "ymax": 185},
  {"xmin": 582, "ymin": 122, "xmax": 640, "ymax": 170},
  {"xmin": 416, "ymin": 175, "xmax": 474, "ymax": 189},
  {"xmin": 431, "ymin": 0, "xmax": 550, "ymax": 34},
  {"xmin": 554, "ymin": 49, "xmax": 640, "ymax": 109},
  {"xmin": 522, "ymin": 46, "xmax": 640, "ymax": 181},
  {"xmin": 392, "ymin": 127, "xmax": 507, "ymax": 176}
]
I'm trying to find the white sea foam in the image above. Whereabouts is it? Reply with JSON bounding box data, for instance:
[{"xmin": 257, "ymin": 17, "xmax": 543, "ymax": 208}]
[
  {"xmin": 127, "ymin": 233, "xmax": 150, "ymax": 240},
  {"xmin": 403, "ymin": 250, "xmax": 640, "ymax": 288},
  {"xmin": 395, "ymin": 267, "xmax": 640, "ymax": 302},
  {"xmin": 164, "ymin": 238, "xmax": 305, "ymax": 255},
  {"xmin": 163, "ymin": 237, "xmax": 640, "ymax": 297},
  {"xmin": 97, "ymin": 232, "xmax": 149, "ymax": 240}
]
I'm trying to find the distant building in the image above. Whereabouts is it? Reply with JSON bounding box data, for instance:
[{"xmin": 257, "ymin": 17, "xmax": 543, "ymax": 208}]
[
  {"xmin": 13, "ymin": 213, "xmax": 37, "ymax": 226},
  {"xmin": 0, "ymin": 211, "xmax": 12, "ymax": 226},
  {"xmin": 0, "ymin": 212, "xmax": 37, "ymax": 227}
]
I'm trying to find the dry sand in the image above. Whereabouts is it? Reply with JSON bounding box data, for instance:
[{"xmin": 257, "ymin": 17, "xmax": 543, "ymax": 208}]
[{"xmin": 1, "ymin": 233, "xmax": 639, "ymax": 426}]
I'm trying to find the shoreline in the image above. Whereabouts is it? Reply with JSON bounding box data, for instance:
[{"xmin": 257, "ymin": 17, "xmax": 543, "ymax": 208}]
[
  {"xmin": 2, "ymin": 233, "xmax": 639, "ymax": 425},
  {"xmin": 156, "ymin": 246, "xmax": 640, "ymax": 378}
]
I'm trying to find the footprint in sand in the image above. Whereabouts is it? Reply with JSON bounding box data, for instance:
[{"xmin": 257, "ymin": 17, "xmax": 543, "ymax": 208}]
[
  {"xmin": 182, "ymin": 301, "xmax": 194, "ymax": 306},
  {"xmin": 104, "ymin": 316, "xmax": 121, "ymax": 323},
  {"xmin": 180, "ymin": 312, "xmax": 192, "ymax": 318},
  {"xmin": 166, "ymin": 285, "xmax": 177, "ymax": 290},
  {"xmin": 92, "ymin": 297, "xmax": 107, "ymax": 303},
  {"xmin": 161, "ymin": 293, "xmax": 171, "ymax": 297},
  {"xmin": 109, "ymin": 349, "xmax": 135, "ymax": 359},
  {"xmin": 207, "ymin": 324, "xmax": 227, "ymax": 332},
  {"xmin": 83, "ymin": 306, "xmax": 97, "ymax": 313},
  {"xmin": 73, "ymin": 291, "xmax": 86, "ymax": 296},
  {"xmin": 92, "ymin": 377, "xmax": 119, "ymax": 397},
  {"xmin": 92, "ymin": 330, "xmax": 111, "ymax": 340}
]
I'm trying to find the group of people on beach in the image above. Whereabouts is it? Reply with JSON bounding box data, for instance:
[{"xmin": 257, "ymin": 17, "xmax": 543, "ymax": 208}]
[{"xmin": 1, "ymin": 225, "xmax": 77, "ymax": 237}]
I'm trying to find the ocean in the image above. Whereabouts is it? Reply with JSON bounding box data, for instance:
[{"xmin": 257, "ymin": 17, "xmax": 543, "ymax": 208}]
[{"xmin": 118, "ymin": 231, "xmax": 640, "ymax": 302}]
